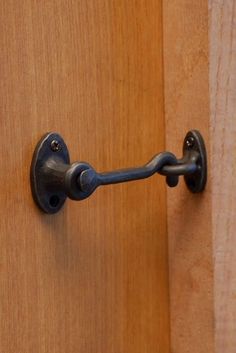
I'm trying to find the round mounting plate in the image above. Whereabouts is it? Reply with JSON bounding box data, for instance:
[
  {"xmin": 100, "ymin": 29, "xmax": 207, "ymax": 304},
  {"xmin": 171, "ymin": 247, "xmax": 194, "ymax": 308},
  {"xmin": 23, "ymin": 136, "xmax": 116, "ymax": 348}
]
[
  {"xmin": 183, "ymin": 130, "xmax": 207, "ymax": 193},
  {"xmin": 30, "ymin": 132, "xmax": 70, "ymax": 213}
]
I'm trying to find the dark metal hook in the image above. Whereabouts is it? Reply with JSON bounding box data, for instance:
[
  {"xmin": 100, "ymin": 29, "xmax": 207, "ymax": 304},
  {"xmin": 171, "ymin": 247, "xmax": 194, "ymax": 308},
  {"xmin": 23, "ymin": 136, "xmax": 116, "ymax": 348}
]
[
  {"xmin": 77, "ymin": 151, "xmax": 199, "ymax": 200},
  {"xmin": 30, "ymin": 130, "xmax": 207, "ymax": 214}
]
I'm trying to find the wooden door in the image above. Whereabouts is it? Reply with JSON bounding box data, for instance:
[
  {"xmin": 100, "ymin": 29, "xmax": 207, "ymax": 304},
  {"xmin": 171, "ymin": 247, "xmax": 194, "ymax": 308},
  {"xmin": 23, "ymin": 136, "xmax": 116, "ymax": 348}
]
[{"xmin": 0, "ymin": 2, "xmax": 169, "ymax": 352}]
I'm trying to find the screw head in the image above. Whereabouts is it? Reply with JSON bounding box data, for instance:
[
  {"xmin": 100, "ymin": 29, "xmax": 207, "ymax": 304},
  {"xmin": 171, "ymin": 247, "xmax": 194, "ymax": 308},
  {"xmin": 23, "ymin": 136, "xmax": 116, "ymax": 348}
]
[
  {"xmin": 186, "ymin": 136, "xmax": 195, "ymax": 149},
  {"xmin": 50, "ymin": 139, "xmax": 61, "ymax": 152}
]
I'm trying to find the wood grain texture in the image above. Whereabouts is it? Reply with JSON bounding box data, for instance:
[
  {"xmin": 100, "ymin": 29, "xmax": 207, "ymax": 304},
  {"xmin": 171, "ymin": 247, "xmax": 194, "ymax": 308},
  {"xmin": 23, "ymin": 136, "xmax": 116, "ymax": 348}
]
[
  {"xmin": 0, "ymin": 1, "xmax": 170, "ymax": 353},
  {"xmin": 162, "ymin": 2, "xmax": 215, "ymax": 353},
  {"xmin": 209, "ymin": 1, "xmax": 236, "ymax": 351}
]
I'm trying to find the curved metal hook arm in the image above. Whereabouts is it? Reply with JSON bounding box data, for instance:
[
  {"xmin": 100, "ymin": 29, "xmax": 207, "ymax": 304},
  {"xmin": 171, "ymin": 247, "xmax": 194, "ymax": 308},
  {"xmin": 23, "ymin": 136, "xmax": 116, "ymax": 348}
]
[
  {"xmin": 78, "ymin": 151, "xmax": 199, "ymax": 199},
  {"xmin": 30, "ymin": 130, "xmax": 207, "ymax": 214}
]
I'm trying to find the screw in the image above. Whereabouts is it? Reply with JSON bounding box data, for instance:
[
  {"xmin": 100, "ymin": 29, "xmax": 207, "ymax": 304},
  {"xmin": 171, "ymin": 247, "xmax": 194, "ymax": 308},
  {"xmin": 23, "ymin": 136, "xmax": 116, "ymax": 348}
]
[
  {"xmin": 186, "ymin": 136, "xmax": 195, "ymax": 149},
  {"xmin": 50, "ymin": 139, "xmax": 61, "ymax": 152}
]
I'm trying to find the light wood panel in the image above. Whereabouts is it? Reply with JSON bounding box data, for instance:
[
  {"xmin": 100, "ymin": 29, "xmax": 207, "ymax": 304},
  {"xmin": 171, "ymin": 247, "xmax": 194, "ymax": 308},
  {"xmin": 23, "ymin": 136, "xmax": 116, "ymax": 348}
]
[
  {"xmin": 0, "ymin": 1, "xmax": 169, "ymax": 353},
  {"xmin": 209, "ymin": 1, "xmax": 236, "ymax": 351},
  {"xmin": 162, "ymin": 2, "xmax": 215, "ymax": 353}
]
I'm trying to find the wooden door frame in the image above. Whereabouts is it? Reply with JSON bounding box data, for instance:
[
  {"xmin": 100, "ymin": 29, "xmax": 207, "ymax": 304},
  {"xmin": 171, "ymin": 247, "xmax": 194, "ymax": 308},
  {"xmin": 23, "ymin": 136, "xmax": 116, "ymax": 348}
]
[{"xmin": 163, "ymin": 1, "xmax": 236, "ymax": 352}]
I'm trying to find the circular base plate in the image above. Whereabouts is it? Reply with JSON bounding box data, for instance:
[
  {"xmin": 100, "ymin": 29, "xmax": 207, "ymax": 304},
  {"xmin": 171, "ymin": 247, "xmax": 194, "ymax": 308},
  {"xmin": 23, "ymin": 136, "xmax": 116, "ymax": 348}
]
[
  {"xmin": 183, "ymin": 130, "xmax": 207, "ymax": 193},
  {"xmin": 30, "ymin": 132, "xmax": 70, "ymax": 213}
]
